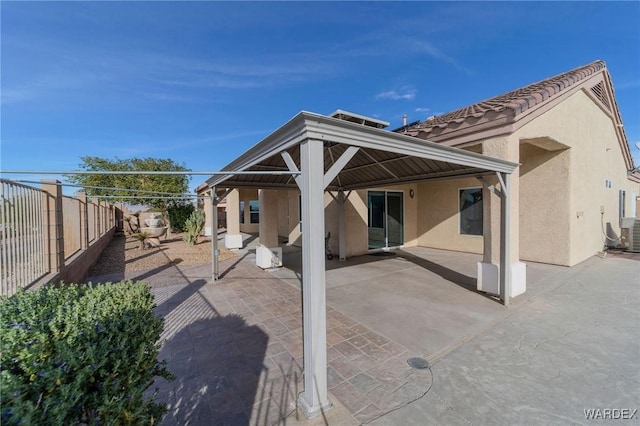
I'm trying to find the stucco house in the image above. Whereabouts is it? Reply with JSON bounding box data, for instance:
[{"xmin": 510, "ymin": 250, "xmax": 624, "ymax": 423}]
[
  {"xmin": 196, "ymin": 60, "xmax": 638, "ymax": 415},
  {"xmin": 202, "ymin": 59, "xmax": 638, "ymax": 267},
  {"xmin": 400, "ymin": 60, "xmax": 639, "ymax": 266}
]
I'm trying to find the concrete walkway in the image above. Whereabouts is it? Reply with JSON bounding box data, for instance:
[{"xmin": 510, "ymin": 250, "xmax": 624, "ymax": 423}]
[
  {"xmin": 87, "ymin": 244, "xmax": 639, "ymax": 425},
  {"xmin": 371, "ymin": 253, "xmax": 640, "ymax": 425}
]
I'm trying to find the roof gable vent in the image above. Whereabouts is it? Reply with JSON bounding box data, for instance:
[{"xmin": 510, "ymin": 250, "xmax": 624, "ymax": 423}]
[{"xmin": 590, "ymin": 81, "xmax": 611, "ymax": 112}]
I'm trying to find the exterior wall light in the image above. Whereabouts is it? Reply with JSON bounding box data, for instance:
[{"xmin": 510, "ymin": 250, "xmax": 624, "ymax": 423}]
[{"xmin": 409, "ymin": 189, "xmax": 415, "ymax": 198}]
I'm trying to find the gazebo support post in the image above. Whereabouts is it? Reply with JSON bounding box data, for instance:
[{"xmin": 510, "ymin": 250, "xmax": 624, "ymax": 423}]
[
  {"xmin": 337, "ymin": 190, "xmax": 346, "ymax": 261},
  {"xmin": 298, "ymin": 139, "xmax": 332, "ymax": 417},
  {"xmin": 497, "ymin": 172, "xmax": 511, "ymax": 306},
  {"xmin": 210, "ymin": 186, "xmax": 219, "ymax": 281}
]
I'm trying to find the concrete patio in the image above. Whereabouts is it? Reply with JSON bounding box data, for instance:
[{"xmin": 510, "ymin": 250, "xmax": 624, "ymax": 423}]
[{"xmin": 87, "ymin": 235, "xmax": 639, "ymax": 425}]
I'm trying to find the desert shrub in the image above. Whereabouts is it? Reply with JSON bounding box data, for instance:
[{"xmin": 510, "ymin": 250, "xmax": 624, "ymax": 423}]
[
  {"xmin": 0, "ymin": 281, "xmax": 173, "ymax": 425},
  {"xmin": 167, "ymin": 203, "xmax": 195, "ymax": 233},
  {"xmin": 183, "ymin": 209, "xmax": 206, "ymax": 245}
]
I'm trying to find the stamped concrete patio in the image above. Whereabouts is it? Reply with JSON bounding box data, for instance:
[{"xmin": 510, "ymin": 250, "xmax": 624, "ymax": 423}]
[{"xmin": 88, "ymin": 235, "xmax": 586, "ymax": 425}]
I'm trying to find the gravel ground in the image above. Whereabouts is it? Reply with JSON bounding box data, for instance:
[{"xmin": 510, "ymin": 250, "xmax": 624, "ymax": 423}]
[{"xmin": 89, "ymin": 232, "xmax": 237, "ymax": 276}]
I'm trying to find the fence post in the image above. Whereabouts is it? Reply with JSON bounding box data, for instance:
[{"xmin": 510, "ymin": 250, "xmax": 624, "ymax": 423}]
[
  {"xmin": 94, "ymin": 199, "xmax": 101, "ymax": 238},
  {"xmin": 77, "ymin": 192, "xmax": 89, "ymax": 250},
  {"xmin": 115, "ymin": 204, "xmax": 124, "ymax": 231},
  {"xmin": 41, "ymin": 179, "xmax": 64, "ymax": 276}
]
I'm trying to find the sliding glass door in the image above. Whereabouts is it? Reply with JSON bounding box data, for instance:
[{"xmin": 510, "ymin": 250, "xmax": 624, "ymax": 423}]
[{"xmin": 368, "ymin": 191, "xmax": 404, "ymax": 249}]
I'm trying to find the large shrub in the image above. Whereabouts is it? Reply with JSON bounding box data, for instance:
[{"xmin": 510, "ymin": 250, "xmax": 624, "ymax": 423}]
[
  {"xmin": 167, "ymin": 203, "xmax": 195, "ymax": 233},
  {"xmin": 0, "ymin": 281, "xmax": 173, "ymax": 425}
]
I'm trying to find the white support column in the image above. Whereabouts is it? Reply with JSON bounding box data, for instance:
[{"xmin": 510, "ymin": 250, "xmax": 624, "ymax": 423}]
[
  {"xmin": 256, "ymin": 189, "xmax": 282, "ymax": 269},
  {"xmin": 203, "ymin": 192, "xmax": 214, "ymax": 236},
  {"xmin": 298, "ymin": 139, "xmax": 332, "ymax": 417},
  {"xmin": 498, "ymin": 173, "xmax": 511, "ymax": 306},
  {"xmin": 477, "ymin": 176, "xmax": 500, "ymax": 296},
  {"xmin": 224, "ymin": 189, "xmax": 243, "ymax": 249},
  {"xmin": 337, "ymin": 190, "xmax": 346, "ymax": 261}
]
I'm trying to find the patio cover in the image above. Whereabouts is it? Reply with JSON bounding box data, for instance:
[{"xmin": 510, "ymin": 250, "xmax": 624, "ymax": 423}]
[{"xmin": 205, "ymin": 111, "xmax": 518, "ymax": 418}]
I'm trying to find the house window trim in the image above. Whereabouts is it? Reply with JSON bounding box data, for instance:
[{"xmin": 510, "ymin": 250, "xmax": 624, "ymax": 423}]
[{"xmin": 458, "ymin": 186, "xmax": 483, "ymax": 237}]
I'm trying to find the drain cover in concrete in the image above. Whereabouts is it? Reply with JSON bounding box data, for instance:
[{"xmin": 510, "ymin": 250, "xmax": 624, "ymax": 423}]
[{"xmin": 407, "ymin": 357, "xmax": 430, "ymax": 370}]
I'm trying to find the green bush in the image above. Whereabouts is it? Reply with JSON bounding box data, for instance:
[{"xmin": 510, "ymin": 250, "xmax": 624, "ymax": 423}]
[
  {"xmin": 167, "ymin": 203, "xmax": 195, "ymax": 233},
  {"xmin": 183, "ymin": 209, "xmax": 206, "ymax": 246},
  {"xmin": 0, "ymin": 281, "xmax": 173, "ymax": 425}
]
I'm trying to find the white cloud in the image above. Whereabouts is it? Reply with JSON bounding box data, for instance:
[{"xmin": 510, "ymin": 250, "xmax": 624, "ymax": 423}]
[
  {"xmin": 415, "ymin": 107, "xmax": 430, "ymax": 113},
  {"xmin": 376, "ymin": 88, "xmax": 416, "ymax": 101},
  {"xmin": 404, "ymin": 39, "xmax": 471, "ymax": 74},
  {"xmin": 0, "ymin": 88, "xmax": 35, "ymax": 104}
]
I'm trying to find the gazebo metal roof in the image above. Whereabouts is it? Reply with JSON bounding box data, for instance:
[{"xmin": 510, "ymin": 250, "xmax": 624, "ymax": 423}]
[{"xmin": 206, "ymin": 111, "xmax": 517, "ymax": 190}]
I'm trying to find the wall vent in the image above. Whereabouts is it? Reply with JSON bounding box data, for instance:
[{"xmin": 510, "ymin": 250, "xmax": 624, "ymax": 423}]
[{"xmin": 590, "ymin": 81, "xmax": 611, "ymax": 112}]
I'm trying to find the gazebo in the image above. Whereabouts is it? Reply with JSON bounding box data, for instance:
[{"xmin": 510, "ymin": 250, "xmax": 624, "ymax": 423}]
[{"xmin": 204, "ymin": 111, "xmax": 518, "ymax": 418}]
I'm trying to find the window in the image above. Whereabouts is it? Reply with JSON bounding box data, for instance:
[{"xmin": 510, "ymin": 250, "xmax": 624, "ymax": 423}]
[
  {"xmin": 239, "ymin": 201, "xmax": 245, "ymax": 224},
  {"xmin": 249, "ymin": 200, "xmax": 260, "ymax": 224},
  {"xmin": 459, "ymin": 188, "xmax": 483, "ymax": 236}
]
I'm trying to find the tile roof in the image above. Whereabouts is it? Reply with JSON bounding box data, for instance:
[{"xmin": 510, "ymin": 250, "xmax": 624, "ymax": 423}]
[{"xmin": 399, "ymin": 60, "xmax": 607, "ymax": 137}]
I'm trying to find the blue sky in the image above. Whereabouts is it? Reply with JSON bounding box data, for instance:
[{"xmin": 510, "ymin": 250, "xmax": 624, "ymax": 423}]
[{"xmin": 2, "ymin": 1, "xmax": 639, "ymax": 193}]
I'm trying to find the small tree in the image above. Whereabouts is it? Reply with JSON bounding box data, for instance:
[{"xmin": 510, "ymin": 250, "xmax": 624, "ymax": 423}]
[
  {"xmin": 65, "ymin": 157, "xmax": 191, "ymax": 213},
  {"xmin": 183, "ymin": 209, "xmax": 206, "ymax": 246},
  {"xmin": 167, "ymin": 203, "xmax": 195, "ymax": 233}
]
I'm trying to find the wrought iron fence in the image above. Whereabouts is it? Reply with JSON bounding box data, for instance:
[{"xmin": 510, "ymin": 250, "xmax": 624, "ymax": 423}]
[
  {"xmin": 0, "ymin": 179, "xmax": 47, "ymax": 296},
  {"xmin": 1, "ymin": 179, "xmax": 118, "ymax": 296}
]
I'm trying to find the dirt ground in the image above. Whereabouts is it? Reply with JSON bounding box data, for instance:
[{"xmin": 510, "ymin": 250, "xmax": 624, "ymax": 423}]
[{"xmin": 89, "ymin": 231, "xmax": 237, "ymax": 276}]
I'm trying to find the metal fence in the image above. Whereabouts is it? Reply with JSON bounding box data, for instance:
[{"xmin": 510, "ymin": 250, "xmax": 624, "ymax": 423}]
[
  {"xmin": 1, "ymin": 179, "xmax": 118, "ymax": 297},
  {"xmin": 1, "ymin": 179, "xmax": 47, "ymax": 296}
]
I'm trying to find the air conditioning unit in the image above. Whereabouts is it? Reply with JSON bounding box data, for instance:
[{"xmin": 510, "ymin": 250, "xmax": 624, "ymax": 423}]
[{"xmin": 620, "ymin": 217, "xmax": 640, "ymax": 252}]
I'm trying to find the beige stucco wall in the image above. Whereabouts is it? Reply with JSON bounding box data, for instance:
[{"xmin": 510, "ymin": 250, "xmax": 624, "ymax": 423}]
[
  {"xmin": 515, "ymin": 89, "xmax": 639, "ymax": 266},
  {"xmin": 273, "ymin": 184, "xmax": 418, "ymax": 258},
  {"xmin": 336, "ymin": 185, "xmax": 419, "ymax": 257},
  {"xmin": 416, "ymin": 177, "xmax": 485, "ymax": 254},
  {"xmin": 518, "ymin": 144, "xmax": 571, "ymax": 265},
  {"xmin": 342, "ymin": 190, "xmax": 368, "ymax": 257},
  {"xmin": 275, "ymin": 190, "xmax": 302, "ymax": 245}
]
